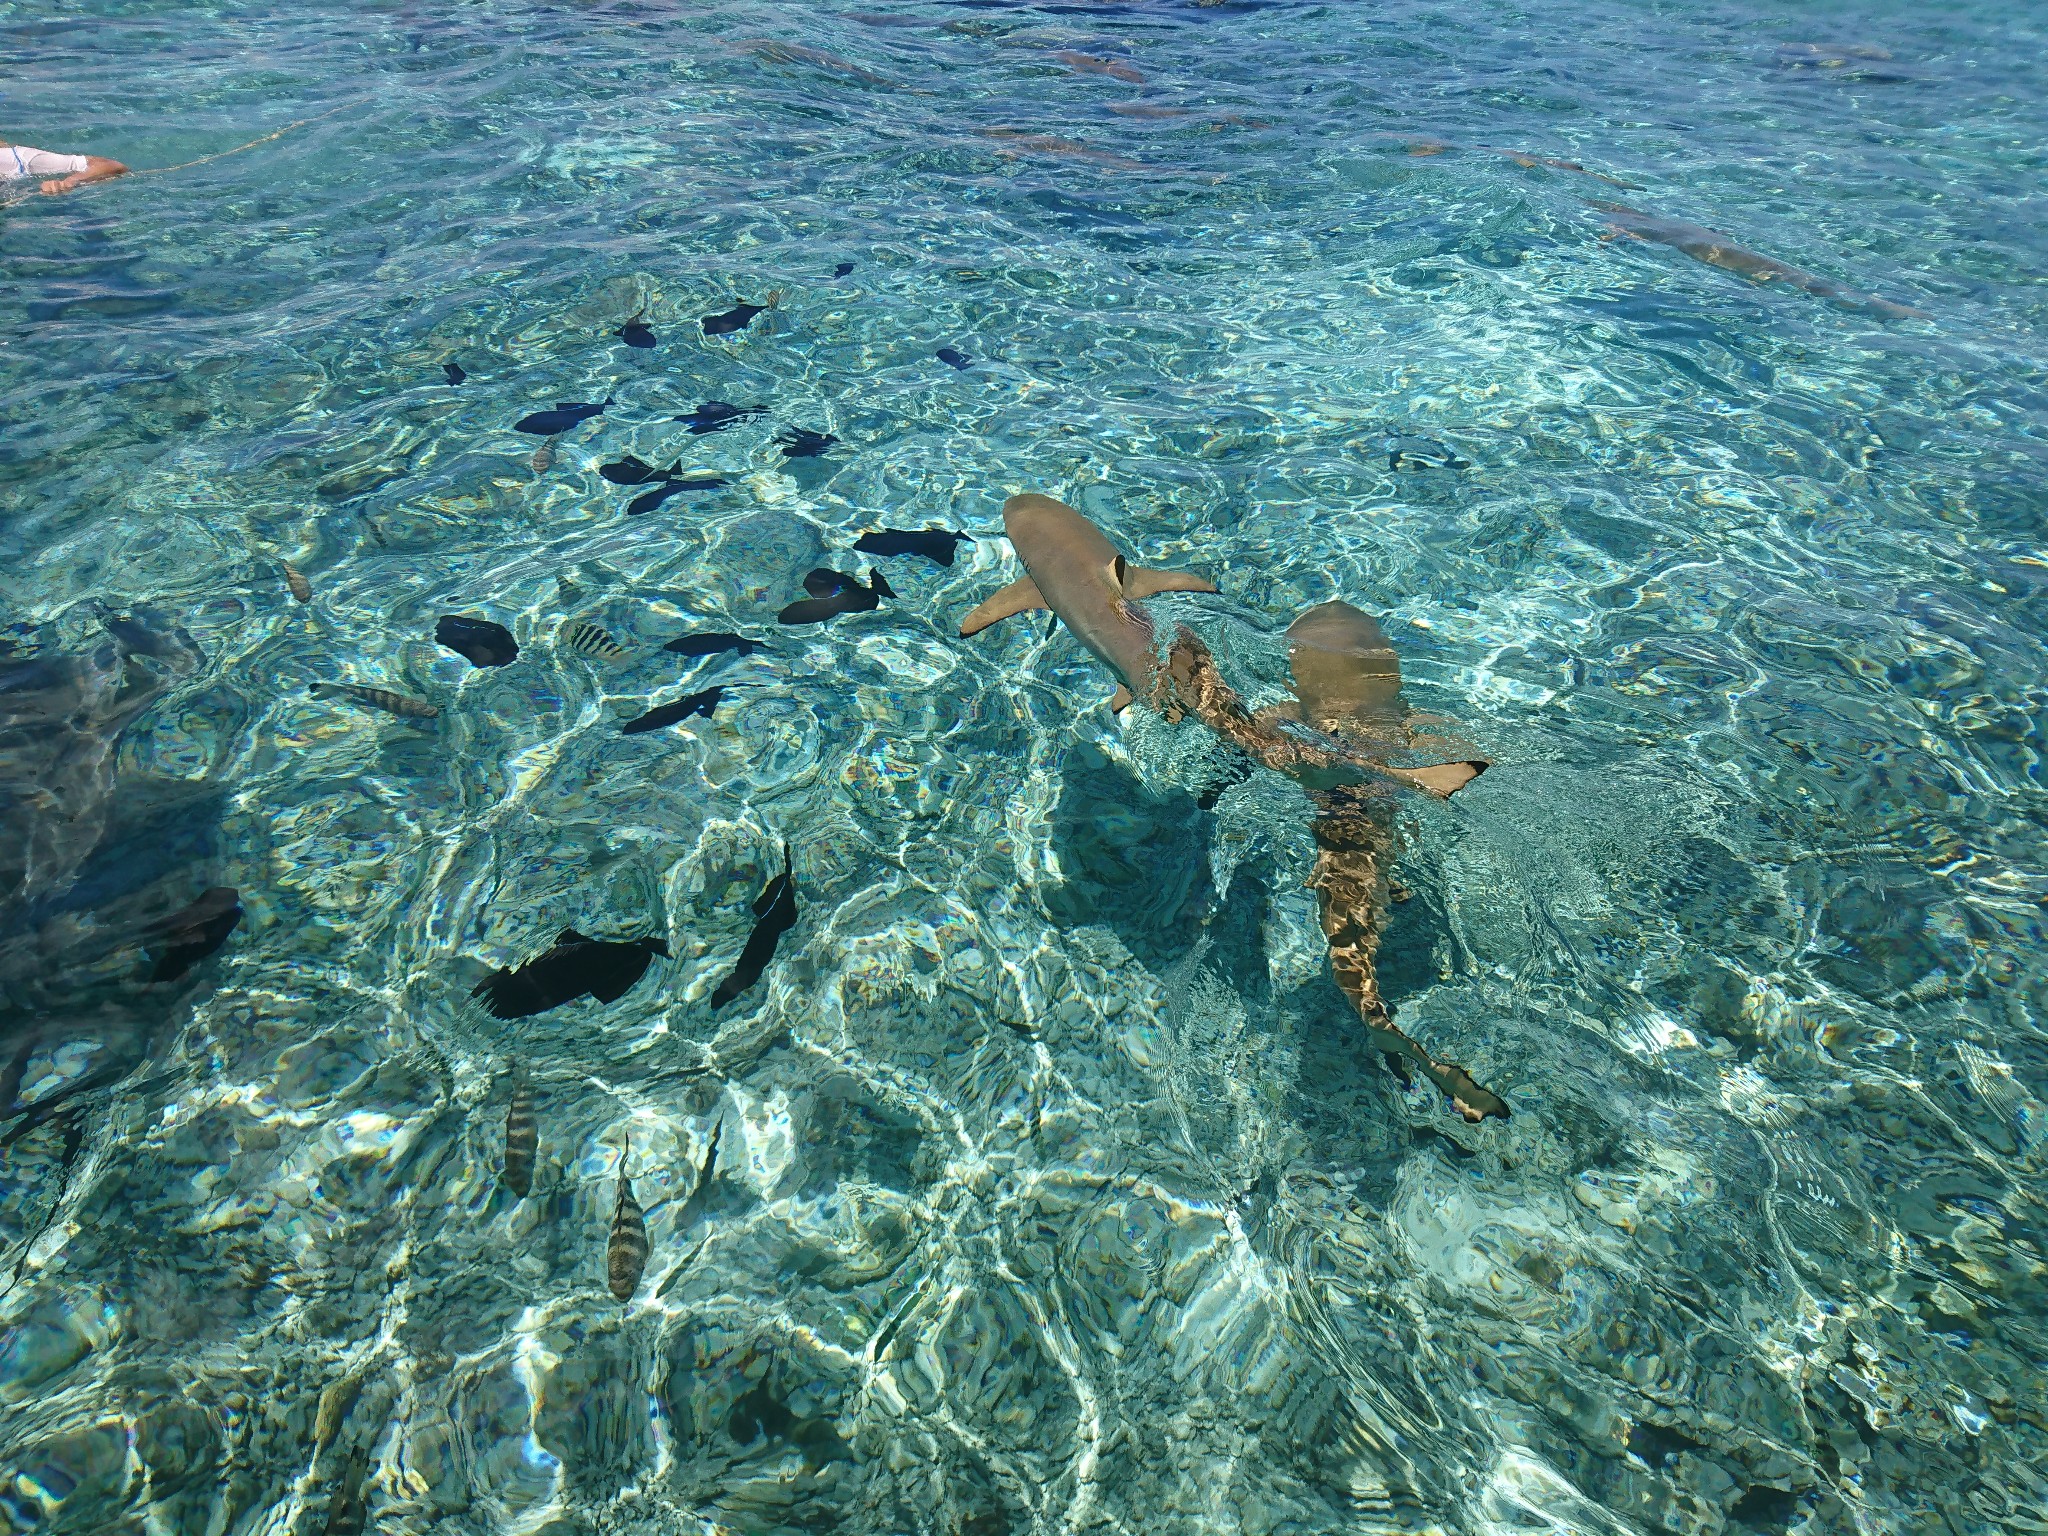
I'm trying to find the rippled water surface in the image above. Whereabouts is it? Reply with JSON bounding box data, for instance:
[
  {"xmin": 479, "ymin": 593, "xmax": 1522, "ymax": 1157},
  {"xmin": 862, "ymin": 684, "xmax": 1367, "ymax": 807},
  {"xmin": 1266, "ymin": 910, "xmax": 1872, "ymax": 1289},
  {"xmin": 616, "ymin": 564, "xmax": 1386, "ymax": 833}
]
[{"xmin": 4, "ymin": 1, "xmax": 2046, "ymax": 1532}]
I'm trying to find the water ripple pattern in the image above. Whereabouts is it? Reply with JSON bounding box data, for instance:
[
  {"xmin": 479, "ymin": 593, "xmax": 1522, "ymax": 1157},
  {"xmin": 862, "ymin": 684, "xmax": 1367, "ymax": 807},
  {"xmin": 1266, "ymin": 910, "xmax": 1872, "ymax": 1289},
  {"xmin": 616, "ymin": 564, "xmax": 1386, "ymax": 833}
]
[{"xmin": 2, "ymin": 1, "xmax": 2045, "ymax": 1534}]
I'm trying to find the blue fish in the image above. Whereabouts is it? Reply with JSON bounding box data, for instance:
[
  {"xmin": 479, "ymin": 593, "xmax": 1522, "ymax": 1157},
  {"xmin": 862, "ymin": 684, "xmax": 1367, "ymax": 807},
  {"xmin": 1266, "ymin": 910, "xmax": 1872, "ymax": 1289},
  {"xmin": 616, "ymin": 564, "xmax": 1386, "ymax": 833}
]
[
  {"xmin": 443, "ymin": 361, "xmax": 467, "ymax": 385},
  {"xmin": 663, "ymin": 632, "xmax": 764, "ymax": 658},
  {"xmin": 617, "ymin": 319, "xmax": 657, "ymax": 348},
  {"xmin": 515, "ymin": 398, "xmax": 612, "ymax": 435},
  {"xmin": 935, "ymin": 346, "xmax": 973, "ymax": 370},
  {"xmin": 675, "ymin": 400, "xmax": 766, "ymax": 435},
  {"xmin": 778, "ymin": 428, "xmax": 837, "ymax": 459}
]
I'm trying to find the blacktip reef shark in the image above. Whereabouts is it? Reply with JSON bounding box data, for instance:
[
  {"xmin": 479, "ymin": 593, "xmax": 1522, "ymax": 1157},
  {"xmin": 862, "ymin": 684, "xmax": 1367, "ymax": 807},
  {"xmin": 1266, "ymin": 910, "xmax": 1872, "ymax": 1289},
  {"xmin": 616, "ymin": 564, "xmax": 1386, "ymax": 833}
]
[
  {"xmin": 961, "ymin": 494, "xmax": 1506, "ymax": 1121},
  {"xmin": 1277, "ymin": 602, "xmax": 1509, "ymax": 1122},
  {"xmin": 1594, "ymin": 202, "xmax": 1927, "ymax": 320}
]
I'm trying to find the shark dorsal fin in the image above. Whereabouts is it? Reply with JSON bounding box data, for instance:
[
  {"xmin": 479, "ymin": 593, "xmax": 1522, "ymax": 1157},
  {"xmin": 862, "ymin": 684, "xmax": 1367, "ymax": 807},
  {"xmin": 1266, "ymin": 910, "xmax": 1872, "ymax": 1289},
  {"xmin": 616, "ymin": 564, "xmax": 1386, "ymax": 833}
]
[
  {"xmin": 557, "ymin": 927, "xmax": 591, "ymax": 946},
  {"xmin": 959, "ymin": 576, "xmax": 1048, "ymax": 636}
]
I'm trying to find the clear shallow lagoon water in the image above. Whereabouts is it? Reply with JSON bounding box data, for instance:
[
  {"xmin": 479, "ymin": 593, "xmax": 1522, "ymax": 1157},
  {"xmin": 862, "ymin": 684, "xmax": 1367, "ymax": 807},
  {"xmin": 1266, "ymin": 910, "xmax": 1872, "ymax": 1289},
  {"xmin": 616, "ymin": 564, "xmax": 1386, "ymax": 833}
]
[{"xmin": 3, "ymin": 2, "xmax": 2046, "ymax": 1533}]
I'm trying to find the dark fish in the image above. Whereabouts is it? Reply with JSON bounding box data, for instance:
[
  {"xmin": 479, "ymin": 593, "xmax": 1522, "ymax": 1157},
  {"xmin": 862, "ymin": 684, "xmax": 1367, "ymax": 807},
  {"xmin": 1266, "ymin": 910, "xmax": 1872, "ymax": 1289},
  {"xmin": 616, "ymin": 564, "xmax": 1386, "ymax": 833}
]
[
  {"xmin": 322, "ymin": 1447, "xmax": 370, "ymax": 1536},
  {"xmin": 600, "ymin": 454, "xmax": 676, "ymax": 486},
  {"xmin": 1387, "ymin": 436, "xmax": 1469, "ymax": 471},
  {"xmin": 607, "ymin": 1134, "xmax": 649, "ymax": 1302},
  {"xmin": 711, "ymin": 845, "xmax": 797, "ymax": 1007},
  {"xmin": 778, "ymin": 428, "xmax": 838, "ymax": 459},
  {"xmin": 621, "ymin": 686, "xmax": 724, "ymax": 734},
  {"xmin": 435, "ymin": 614, "xmax": 519, "ymax": 668},
  {"xmin": 702, "ymin": 291, "xmax": 782, "ymax": 336},
  {"xmin": 471, "ymin": 927, "xmax": 670, "ymax": 1019},
  {"xmin": 674, "ymin": 401, "xmax": 767, "ymax": 434},
  {"xmin": 662, "ymin": 632, "xmax": 763, "ymax": 658},
  {"xmin": 777, "ymin": 568, "xmax": 894, "ymax": 625},
  {"xmin": 854, "ymin": 528, "xmax": 971, "ymax": 567},
  {"xmin": 616, "ymin": 319, "xmax": 657, "ymax": 348},
  {"xmin": 935, "ymin": 347, "xmax": 973, "ymax": 370},
  {"xmin": 832, "ymin": 261, "xmax": 855, "ymax": 278},
  {"xmin": 443, "ymin": 362, "xmax": 467, "ymax": 385},
  {"xmin": 503, "ymin": 1073, "xmax": 536, "ymax": 1198},
  {"xmin": 149, "ymin": 887, "xmax": 242, "ymax": 983},
  {"xmin": 310, "ymin": 681, "xmax": 440, "ymax": 719},
  {"xmin": 627, "ymin": 476, "xmax": 728, "ymax": 516},
  {"xmin": 283, "ymin": 563, "xmax": 313, "ymax": 603},
  {"xmin": 561, "ymin": 622, "xmax": 626, "ymax": 659},
  {"xmin": 515, "ymin": 398, "xmax": 611, "ymax": 435}
]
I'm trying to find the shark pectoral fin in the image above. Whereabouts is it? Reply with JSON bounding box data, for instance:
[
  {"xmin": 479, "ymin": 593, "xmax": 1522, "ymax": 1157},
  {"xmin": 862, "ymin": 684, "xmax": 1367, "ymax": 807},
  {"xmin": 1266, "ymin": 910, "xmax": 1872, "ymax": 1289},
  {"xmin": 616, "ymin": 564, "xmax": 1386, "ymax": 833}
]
[
  {"xmin": 1387, "ymin": 759, "xmax": 1489, "ymax": 798},
  {"xmin": 959, "ymin": 576, "xmax": 1048, "ymax": 636},
  {"xmin": 1108, "ymin": 685, "xmax": 1134, "ymax": 714},
  {"xmin": 1122, "ymin": 566, "xmax": 1219, "ymax": 599}
]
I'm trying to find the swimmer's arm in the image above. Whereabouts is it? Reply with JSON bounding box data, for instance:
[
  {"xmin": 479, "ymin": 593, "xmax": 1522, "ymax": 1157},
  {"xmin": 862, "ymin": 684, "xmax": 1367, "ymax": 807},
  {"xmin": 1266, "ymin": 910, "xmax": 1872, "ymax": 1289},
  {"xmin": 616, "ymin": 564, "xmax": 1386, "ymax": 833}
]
[{"xmin": 39, "ymin": 155, "xmax": 129, "ymax": 195}]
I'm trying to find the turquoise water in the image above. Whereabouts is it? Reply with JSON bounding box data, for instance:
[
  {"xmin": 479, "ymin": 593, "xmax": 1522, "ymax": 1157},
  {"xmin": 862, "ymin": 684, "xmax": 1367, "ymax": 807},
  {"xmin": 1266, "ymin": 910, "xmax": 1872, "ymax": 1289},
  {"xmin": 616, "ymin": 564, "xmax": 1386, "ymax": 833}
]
[{"xmin": 4, "ymin": 1, "xmax": 2046, "ymax": 1532}]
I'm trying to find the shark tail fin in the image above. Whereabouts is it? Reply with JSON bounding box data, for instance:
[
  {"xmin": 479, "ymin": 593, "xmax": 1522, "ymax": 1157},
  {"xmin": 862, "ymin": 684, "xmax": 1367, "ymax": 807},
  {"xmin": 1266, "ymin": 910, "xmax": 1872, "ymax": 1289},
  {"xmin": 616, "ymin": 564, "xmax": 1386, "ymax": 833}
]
[
  {"xmin": 1122, "ymin": 566, "xmax": 1218, "ymax": 599},
  {"xmin": 1386, "ymin": 760, "xmax": 1489, "ymax": 798},
  {"xmin": 959, "ymin": 576, "xmax": 1048, "ymax": 636}
]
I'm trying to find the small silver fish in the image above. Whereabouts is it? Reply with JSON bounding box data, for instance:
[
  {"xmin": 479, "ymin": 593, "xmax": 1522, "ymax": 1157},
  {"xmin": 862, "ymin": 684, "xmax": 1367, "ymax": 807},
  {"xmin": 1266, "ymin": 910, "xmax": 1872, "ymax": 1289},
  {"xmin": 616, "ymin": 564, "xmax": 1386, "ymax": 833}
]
[
  {"xmin": 309, "ymin": 682, "xmax": 440, "ymax": 719},
  {"xmin": 503, "ymin": 1073, "xmax": 536, "ymax": 1198},
  {"xmin": 282, "ymin": 563, "xmax": 313, "ymax": 603},
  {"xmin": 607, "ymin": 1134, "xmax": 648, "ymax": 1302},
  {"xmin": 561, "ymin": 621, "xmax": 626, "ymax": 660}
]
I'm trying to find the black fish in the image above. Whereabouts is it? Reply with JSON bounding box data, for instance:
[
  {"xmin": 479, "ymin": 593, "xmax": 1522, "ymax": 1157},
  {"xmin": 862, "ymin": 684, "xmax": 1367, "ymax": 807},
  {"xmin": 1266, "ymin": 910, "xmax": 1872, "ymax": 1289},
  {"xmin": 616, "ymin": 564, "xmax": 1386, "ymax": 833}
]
[
  {"xmin": 621, "ymin": 686, "xmax": 724, "ymax": 734},
  {"xmin": 600, "ymin": 454, "xmax": 676, "ymax": 486},
  {"xmin": 702, "ymin": 291, "xmax": 782, "ymax": 336},
  {"xmin": 710, "ymin": 846, "xmax": 797, "ymax": 1007},
  {"xmin": 777, "ymin": 568, "xmax": 894, "ymax": 625},
  {"xmin": 778, "ymin": 428, "xmax": 838, "ymax": 459},
  {"xmin": 854, "ymin": 528, "xmax": 972, "ymax": 567},
  {"xmin": 471, "ymin": 927, "xmax": 670, "ymax": 1019},
  {"xmin": 435, "ymin": 614, "xmax": 519, "ymax": 668},
  {"xmin": 150, "ymin": 887, "xmax": 242, "ymax": 983},
  {"xmin": 1386, "ymin": 435, "xmax": 1470, "ymax": 471},
  {"xmin": 674, "ymin": 400, "xmax": 766, "ymax": 435},
  {"xmin": 627, "ymin": 476, "xmax": 728, "ymax": 516},
  {"xmin": 515, "ymin": 398, "xmax": 611, "ymax": 435},
  {"xmin": 935, "ymin": 346, "xmax": 973, "ymax": 369},
  {"xmin": 662, "ymin": 632, "xmax": 763, "ymax": 658},
  {"xmin": 617, "ymin": 319, "xmax": 657, "ymax": 348},
  {"xmin": 443, "ymin": 362, "xmax": 467, "ymax": 385},
  {"xmin": 833, "ymin": 261, "xmax": 855, "ymax": 278}
]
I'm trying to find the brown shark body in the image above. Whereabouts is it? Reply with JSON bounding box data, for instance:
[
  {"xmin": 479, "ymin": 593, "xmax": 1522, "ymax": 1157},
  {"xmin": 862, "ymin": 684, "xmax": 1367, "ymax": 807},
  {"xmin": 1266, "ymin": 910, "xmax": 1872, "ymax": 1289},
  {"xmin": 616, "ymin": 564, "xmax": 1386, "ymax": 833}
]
[
  {"xmin": 1596, "ymin": 203, "xmax": 1926, "ymax": 319},
  {"xmin": 1283, "ymin": 603, "xmax": 1507, "ymax": 1122}
]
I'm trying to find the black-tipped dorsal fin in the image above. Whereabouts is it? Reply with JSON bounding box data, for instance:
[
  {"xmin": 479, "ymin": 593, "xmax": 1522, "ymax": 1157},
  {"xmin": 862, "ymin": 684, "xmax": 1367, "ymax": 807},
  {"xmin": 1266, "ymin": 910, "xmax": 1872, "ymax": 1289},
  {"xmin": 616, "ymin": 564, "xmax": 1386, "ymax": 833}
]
[
  {"xmin": 959, "ymin": 576, "xmax": 1048, "ymax": 636},
  {"xmin": 557, "ymin": 927, "xmax": 591, "ymax": 946},
  {"xmin": 1124, "ymin": 566, "xmax": 1219, "ymax": 599},
  {"xmin": 1113, "ymin": 553, "xmax": 1128, "ymax": 589}
]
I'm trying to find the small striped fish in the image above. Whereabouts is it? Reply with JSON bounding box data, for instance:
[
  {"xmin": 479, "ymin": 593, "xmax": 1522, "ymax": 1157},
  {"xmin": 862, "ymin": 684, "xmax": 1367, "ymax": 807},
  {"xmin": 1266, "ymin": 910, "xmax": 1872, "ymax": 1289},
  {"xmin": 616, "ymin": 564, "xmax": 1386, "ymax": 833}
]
[
  {"xmin": 309, "ymin": 682, "xmax": 440, "ymax": 719},
  {"xmin": 607, "ymin": 1134, "xmax": 648, "ymax": 1302},
  {"xmin": 503, "ymin": 1074, "xmax": 536, "ymax": 1198},
  {"xmin": 282, "ymin": 562, "xmax": 313, "ymax": 603},
  {"xmin": 561, "ymin": 621, "xmax": 625, "ymax": 660},
  {"xmin": 532, "ymin": 438, "xmax": 556, "ymax": 474}
]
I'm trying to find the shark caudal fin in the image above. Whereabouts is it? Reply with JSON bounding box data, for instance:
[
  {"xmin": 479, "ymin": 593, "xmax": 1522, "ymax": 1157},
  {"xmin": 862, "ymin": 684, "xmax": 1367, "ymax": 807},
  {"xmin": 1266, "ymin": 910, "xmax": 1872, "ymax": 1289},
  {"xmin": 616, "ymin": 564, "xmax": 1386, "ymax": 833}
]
[{"xmin": 959, "ymin": 576, "xmax": 1048, "ymax": 636}]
